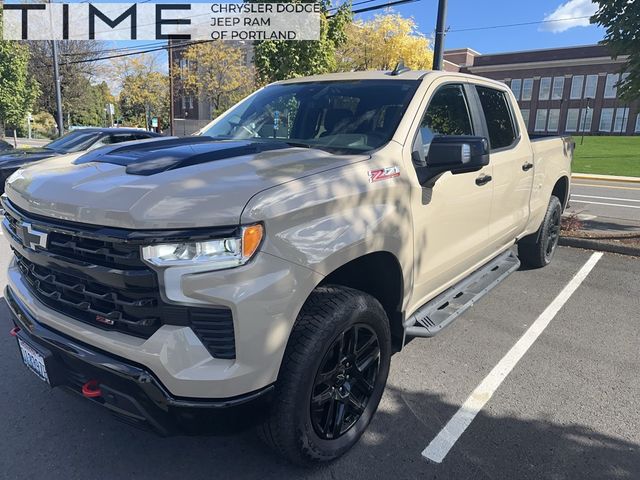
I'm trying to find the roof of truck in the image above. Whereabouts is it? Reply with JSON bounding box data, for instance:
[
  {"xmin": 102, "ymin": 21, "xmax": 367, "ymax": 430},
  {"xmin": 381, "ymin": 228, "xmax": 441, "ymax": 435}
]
[
  {"xmin": 274, "ymin": 70, "xmax": 507, "ymax": 89},
  {"xmin": 276, "ymin": 70, "xmax": 433, "ymax": 83}
]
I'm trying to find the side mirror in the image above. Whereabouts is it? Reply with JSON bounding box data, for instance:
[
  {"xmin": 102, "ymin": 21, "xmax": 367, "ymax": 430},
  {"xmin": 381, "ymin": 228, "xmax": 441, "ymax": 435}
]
[{"xmin": 416, "ymin": 136, "xmax": 490, "ymax": 184}]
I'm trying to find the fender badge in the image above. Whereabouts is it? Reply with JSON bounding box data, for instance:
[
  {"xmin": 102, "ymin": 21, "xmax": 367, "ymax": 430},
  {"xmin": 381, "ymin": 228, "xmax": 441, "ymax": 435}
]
[{"xmin": 368, "ymin": 166, "xmax": 400, "ymax": 183}]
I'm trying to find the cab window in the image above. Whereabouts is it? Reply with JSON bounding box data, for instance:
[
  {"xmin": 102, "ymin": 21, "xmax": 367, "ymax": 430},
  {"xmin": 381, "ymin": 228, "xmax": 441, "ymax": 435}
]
[
  {"xmin": 418, "ymin": 84, "xmax": 474, "ymax": 158},
  {"xmin": 475, "ymin": 86, "xmax": 517, "ymax": 150}
]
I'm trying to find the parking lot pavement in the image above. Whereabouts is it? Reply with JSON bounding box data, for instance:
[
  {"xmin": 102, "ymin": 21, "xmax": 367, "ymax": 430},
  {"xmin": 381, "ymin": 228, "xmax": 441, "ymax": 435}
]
[
  {"xmin": 0, "ymin": 231, "xmax": 639, "ymax": 479},
  {"xmin": 567, "ymin": 178, "xmax": 640, "ymax": 232}
]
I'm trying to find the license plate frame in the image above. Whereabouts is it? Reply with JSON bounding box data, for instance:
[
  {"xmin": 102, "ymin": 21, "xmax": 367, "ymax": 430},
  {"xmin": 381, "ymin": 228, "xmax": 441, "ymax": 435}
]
[{"xmin": 18, "ymin": 337, "xmax": 50, "ymax": 384}]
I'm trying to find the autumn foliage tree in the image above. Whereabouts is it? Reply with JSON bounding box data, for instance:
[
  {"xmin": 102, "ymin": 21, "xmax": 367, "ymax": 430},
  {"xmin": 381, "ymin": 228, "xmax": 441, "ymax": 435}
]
[
  {"xmin": 178, "ymin": 42, "xmax": 255, "ymax": 117},
  {"xmin": 336, "ymin": 14, "xmax": 433, "ymax": 72},
  {"xmin": 114, "ymin": 55, "xmax": 169, "ymax": 128}
]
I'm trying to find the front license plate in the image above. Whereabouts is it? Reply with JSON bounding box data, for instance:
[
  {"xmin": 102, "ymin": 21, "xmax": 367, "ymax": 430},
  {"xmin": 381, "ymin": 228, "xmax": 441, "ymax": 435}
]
[{"xmin": 18, "ymin": 338, "xmax": 49, "ymax": 384}]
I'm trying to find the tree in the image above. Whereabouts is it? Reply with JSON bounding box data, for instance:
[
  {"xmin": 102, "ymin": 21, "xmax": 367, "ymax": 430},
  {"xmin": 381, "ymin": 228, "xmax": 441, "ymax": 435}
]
[
  {"xmin": 252, "ymin": 0, "xmax": 351, "ymax": 83},
  {"xmin": 0, "ymin": 41, "xmax": 39, "ymax": 135},
  {"xmin": 179, "ymin": 42, "xmax": 255, "ymax": 117},
  {"xmin": 592, "ymin": 0, "xmax": 640, "ymax": 101},
  {"xmin": 72, "ymin": 81, "xmax": 116, "ymax": 127},
  {"xmin": 336, "ymin": 14, "xmax": 433, "ymax": 72},
  {"xmin": 115, "ymin": 55, "xmax": 169, "ymax": 128},
  {"xmin": 27, "ymin": 40, "xmax": 105, "ymax": 131}
]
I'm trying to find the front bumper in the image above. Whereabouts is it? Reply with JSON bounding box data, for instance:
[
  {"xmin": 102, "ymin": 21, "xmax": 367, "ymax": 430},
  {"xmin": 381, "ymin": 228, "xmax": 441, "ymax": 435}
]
[{"xmin": 6, "ymin": 286, "xmax": 274, "ymax": 435}]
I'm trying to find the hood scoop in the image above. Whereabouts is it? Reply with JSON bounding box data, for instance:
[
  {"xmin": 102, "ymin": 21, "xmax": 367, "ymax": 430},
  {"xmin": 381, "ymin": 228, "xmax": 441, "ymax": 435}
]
[{"xmin": 74, "ymin": 137, "xmax": 291, "ymax": 176}]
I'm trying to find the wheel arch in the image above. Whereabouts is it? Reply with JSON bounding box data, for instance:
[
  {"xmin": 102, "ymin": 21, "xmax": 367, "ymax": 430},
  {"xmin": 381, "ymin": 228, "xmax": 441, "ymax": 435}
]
[
  {"xmin": 552, "ymin": 175, "xmax": 570, "ymax": 211},
  {"xmin": 318, "ymin": 251, "xmax": 405, "ymax": 349}
]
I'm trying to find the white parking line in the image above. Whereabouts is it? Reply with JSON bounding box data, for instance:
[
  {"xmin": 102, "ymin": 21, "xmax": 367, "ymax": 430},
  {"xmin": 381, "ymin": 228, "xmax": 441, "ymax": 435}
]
[
  {"xmin": 571, "ymin": 194, "xmax": 640, "ymax": 203},
  {"xmin": 570, "ymin": 200, "xmax": 640, "ymax": 209},
  {"xmin": 422, "ymin": 252, "xmax": 604, "ymax": 464}
]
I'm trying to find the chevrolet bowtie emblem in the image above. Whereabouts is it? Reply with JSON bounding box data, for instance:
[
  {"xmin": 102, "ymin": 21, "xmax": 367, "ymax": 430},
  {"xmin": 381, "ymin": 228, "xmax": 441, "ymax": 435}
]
[{"xmin": 20, "ymin": 222, "xmax": 48, "ymax": 251}]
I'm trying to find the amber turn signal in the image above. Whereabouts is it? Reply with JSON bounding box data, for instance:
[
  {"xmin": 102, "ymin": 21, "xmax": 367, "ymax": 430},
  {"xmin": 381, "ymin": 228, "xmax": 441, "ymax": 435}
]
[{"xmin": 242, "ymin": 224, "xmax": 264, "ymax": 260}]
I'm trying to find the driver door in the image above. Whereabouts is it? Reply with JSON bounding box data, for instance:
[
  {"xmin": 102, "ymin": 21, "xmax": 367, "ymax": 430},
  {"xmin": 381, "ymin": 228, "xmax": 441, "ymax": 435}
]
[{"xmin": 408, "ymin": 82, "xmax": 495, "ymax": 307}]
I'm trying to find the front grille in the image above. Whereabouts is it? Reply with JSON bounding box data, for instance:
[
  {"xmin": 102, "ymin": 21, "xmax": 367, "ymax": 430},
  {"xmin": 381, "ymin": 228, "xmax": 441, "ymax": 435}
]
[{"xmin": 2, "ymin": 197, "xmax": 236, "ymax": 358}]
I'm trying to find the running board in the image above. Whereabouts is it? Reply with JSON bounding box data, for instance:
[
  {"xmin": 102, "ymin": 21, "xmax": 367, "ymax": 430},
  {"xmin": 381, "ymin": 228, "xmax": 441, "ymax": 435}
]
[{"xmin": 404, "ymin": 250, "xmax": 520, "ymax": 339}]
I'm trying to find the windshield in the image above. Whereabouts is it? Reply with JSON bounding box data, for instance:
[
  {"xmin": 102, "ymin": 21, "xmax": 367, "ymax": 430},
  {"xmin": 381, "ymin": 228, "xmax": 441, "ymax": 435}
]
[
  {"xmin": 45, "ymin": 131, "xmax": 101, "ymax": 153},
  {"xmin": 200, "ymin": 80, "xmax": 420, "ymax": 153}
]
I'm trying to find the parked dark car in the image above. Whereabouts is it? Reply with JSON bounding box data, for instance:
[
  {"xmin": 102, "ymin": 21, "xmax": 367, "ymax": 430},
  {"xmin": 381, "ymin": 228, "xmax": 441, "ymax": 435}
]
[
  {"xmin": 0, "ymin": 139, "xmax": 14, "ymax": 152},
  {"xmin": 0, "ymin": 128, "xmax": 161, "ymax": 194}
]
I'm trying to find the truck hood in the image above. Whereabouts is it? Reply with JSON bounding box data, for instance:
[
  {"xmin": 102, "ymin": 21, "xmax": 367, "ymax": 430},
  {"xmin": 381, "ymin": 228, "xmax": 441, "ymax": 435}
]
[{"xmin": 5, "ymin": 137, "xmax": 367, "ymax": 229}]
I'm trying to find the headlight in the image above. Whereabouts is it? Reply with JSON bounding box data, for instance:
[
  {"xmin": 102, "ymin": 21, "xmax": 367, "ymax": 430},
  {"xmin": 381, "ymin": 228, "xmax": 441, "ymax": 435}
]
[
  {"xmin": 142, "ymin": 224, "xmax": 264, "ymax": 270},
  {"xmin": 6, "ymin": 168, "xmax": 25, "ymax": 184}
]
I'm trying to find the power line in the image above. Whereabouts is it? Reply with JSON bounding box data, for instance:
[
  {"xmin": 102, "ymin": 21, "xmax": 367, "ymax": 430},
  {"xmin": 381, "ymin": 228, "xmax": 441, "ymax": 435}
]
[
  {"xmin": 62, "ymin": 39, "xmax": 213, "ymax": 65},
  {"xmin": 447, "ymin": 15, "xmax": 593, "ymax": 33}
]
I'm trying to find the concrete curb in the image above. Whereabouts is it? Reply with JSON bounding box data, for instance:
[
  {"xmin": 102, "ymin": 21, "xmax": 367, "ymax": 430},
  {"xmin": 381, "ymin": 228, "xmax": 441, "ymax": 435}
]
[
  {"xmin": 559, "ymin": 236, "xmax": 640, "ymax": 257},
  {"xmin": 572, "ymin": 173, "xmax": 640, "ymax": 184}
]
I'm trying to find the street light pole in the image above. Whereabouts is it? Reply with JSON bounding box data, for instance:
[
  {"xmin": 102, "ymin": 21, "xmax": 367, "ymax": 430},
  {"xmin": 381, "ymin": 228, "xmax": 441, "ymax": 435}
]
[
  {"xmin": 168, "ymin": 39, "xmax": 175, "ymax": 136},
  {"xmin": 432, "ymin": 0, "xmax": 448, "ymax": 70},
  {"xmin": 51, "ymin": 40, "xmax": 64, "ymax": 137}
]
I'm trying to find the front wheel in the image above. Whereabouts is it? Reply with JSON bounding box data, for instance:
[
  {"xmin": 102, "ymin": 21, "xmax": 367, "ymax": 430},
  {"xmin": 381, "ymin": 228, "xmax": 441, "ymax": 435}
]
[
  {"xmin": 259, "ymin": 286, "xmax": 391, "ymax": 465},
  {"xmin": 518, "ymin": 195, "xmax": 562, "ymax": 268}
]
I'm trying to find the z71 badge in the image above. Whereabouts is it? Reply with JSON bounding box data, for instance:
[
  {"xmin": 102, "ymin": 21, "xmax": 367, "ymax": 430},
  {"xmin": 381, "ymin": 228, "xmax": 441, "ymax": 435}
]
[{"xmin": 368, "ymin": 166, "xmax": 400, "ymax": 183}]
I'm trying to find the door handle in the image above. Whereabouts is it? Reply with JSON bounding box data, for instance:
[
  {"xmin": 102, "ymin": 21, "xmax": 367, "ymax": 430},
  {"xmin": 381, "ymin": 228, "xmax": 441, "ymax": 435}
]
[
  {"xmin": 475, "ymin": 174, "xmax": 492, "ymax": 186},
  {"xmin": 522, "ymin": 162, "xmax": 534, "ymax": 171}
]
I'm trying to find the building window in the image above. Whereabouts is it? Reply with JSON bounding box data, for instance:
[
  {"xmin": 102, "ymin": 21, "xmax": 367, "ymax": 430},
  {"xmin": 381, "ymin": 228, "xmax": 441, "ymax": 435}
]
[
  {"xmin": 613, "ymin": 107, "xmax": 630, "ymax": 133},
  {"xmin": 522, "ymin": 78, "xmax": 533, "ymax": 101},
  {"xmin": 539, "ymin": 78, "xmax": 552, "ymax": 100},
  {"xmin": 510, "ymin": 79, "xmax": 522, "ymax": 100},
  {"xmin": 584, "ymin": 75, "xmax": 598, "ymax": 98},
  {"xmin": 188, "ymin": 96, "xmax": 194, "ymax": 109},
  {"xmin": 535, "ymin": 110, "xmax": 548, "ymax": 131},
  {"xmin": 520, "ymin": 109, "xmax": 530, "ymax": 129},
  {"xmin": 599, "ymin": 108, "xmax": 614, "ymax": 132},
  {"xmin": 636, "ymin": 114, "xmax": 640, "ymax": 133},
  {"xmin": 552, "ymin": 77, "xmax": 565, "ymax": 100},
  {"xmin": 547, "ymin": 109, "xmax": 560, "ymax": 132},
  {"xmin": 579, "ymin": 108, "xmax": 593, "ymax": 132},
  {"xmin": 604, "ymin": 74, "xmax": 620, "ymax": 99},
  {"xmin": 570, "ymin": 76, "xmax": 584, "ymax": 100},
  {"xmin": 566, "ymin": 109, "xmax": 580, "ymax": 132}
]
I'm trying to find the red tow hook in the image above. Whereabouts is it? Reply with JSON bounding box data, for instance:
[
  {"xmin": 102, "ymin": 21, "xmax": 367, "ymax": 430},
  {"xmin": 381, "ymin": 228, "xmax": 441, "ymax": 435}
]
[
  {"xmin": 9, "ymin": 327, "xmax": 20, "ymax": 337},
  {"xmin": 82, "ymin": 380, "xmax": 102, "ymax": 398}
]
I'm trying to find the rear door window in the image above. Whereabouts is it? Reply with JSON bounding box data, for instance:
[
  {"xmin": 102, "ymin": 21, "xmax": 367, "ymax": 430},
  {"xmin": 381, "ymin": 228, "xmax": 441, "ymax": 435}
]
[{"xmin": 475, "ymin": 86, "xmax": 517, "ymax": 150}]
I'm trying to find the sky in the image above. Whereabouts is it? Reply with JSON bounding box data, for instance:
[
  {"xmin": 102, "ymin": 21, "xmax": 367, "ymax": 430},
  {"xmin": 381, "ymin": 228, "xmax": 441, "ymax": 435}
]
[
  {"xmin": 377, "ymin": 0, "xmax": 605, "ymax": 54},
  {"xmin": 99, "ymin": 0, "xmax": 605, "ymax": 70}
]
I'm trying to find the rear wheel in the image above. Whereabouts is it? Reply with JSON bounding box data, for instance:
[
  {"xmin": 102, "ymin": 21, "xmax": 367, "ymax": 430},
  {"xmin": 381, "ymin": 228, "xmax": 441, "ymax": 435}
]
[
  {"xmin": 259, "ymin": 285, "xmax": 391, "ymax": 465},
  {"xmin": 518, "ymin": 195, "xmax": 562, "ymax": 268}
]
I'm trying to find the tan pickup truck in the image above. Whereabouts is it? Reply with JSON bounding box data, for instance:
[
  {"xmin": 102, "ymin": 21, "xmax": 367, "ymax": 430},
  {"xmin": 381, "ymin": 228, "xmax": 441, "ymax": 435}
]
[{"xmin": 2, "ymin": 69, "xmax": 572, "ymax": 465}]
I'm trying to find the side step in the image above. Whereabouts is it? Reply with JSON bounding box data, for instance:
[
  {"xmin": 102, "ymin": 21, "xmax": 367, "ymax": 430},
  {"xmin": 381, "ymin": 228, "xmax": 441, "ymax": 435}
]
[{"xmin": 404, "ymin": 250, "xmax": 520, "ymax": 339}]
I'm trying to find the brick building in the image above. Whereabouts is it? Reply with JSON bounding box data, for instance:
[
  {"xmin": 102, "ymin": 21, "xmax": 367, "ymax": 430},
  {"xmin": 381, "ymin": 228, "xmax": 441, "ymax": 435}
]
[{"xmin": 444, "ymin": 45, "xmax": 639, "ymax": 136}]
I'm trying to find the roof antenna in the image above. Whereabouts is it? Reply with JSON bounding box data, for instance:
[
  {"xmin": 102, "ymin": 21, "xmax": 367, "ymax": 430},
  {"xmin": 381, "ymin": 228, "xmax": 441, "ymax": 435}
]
[{"xmin": 389, "ymin": 60, "xmax": 411, "ymax": 76}]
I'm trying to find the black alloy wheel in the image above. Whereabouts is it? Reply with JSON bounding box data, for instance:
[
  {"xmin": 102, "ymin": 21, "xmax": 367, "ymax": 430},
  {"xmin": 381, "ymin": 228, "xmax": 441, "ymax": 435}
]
[{"xmin": 310, "ymin": 324, "xmax": 380, "ymax": 440}]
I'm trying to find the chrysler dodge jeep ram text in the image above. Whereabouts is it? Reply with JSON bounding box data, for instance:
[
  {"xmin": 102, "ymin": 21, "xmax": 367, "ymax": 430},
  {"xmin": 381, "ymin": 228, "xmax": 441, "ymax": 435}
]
[{"xmin": 2, "ymin": 69, "xmax": 572, "ymax": 464}]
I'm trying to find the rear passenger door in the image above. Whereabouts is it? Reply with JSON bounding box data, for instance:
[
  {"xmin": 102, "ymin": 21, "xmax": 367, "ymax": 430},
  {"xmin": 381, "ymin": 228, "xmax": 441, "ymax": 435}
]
[{"xmin": 473, "ymin": 85, "xmax": 534, "ymax": 250}]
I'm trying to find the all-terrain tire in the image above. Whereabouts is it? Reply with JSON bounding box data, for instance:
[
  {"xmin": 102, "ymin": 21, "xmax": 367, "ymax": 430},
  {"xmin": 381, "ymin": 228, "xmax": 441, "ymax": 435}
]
[
  {"xmin": 518, "ymin": 195, "xmax": 562, "ymax": 268},
  {"xmin": 258, "ymin": 285, "xmax": 391, "ymax": 465}
]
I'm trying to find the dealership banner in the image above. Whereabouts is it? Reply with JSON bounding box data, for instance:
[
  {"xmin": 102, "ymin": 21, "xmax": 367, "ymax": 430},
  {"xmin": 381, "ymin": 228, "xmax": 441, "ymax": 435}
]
[{"xmin": 2, "ymin": 3, "xmax": 321, "ymax": 41}]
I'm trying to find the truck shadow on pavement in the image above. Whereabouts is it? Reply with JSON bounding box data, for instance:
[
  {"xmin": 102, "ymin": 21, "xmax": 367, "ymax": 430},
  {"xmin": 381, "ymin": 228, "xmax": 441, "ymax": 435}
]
[{"xmin": 1, "ymin": 298, "xmax": 638, "ymax": 480}]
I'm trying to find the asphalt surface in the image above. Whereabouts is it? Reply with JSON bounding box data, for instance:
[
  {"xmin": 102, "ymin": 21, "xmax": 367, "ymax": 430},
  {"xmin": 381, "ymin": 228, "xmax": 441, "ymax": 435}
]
[
  {"xmin": 0, "ymin": 232, "xmax": 638, "ymax": 479},
  {"xmin": 567, "ymin": 177, "xmax": 640, "ymax": 233}
]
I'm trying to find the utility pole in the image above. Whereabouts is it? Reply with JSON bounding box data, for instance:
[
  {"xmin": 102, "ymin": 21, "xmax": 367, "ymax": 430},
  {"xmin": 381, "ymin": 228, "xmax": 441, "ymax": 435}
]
[
  {"xmin": 52, "ymin": 40, "xmax": 64, "ymax": 137},
  {"xmin": 432, "ymin": 0, "xmax": 448, "ymax": 70},
  {"xmin": 168, "ymin": 39, "xmax": 175, "ymax": 136}
]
